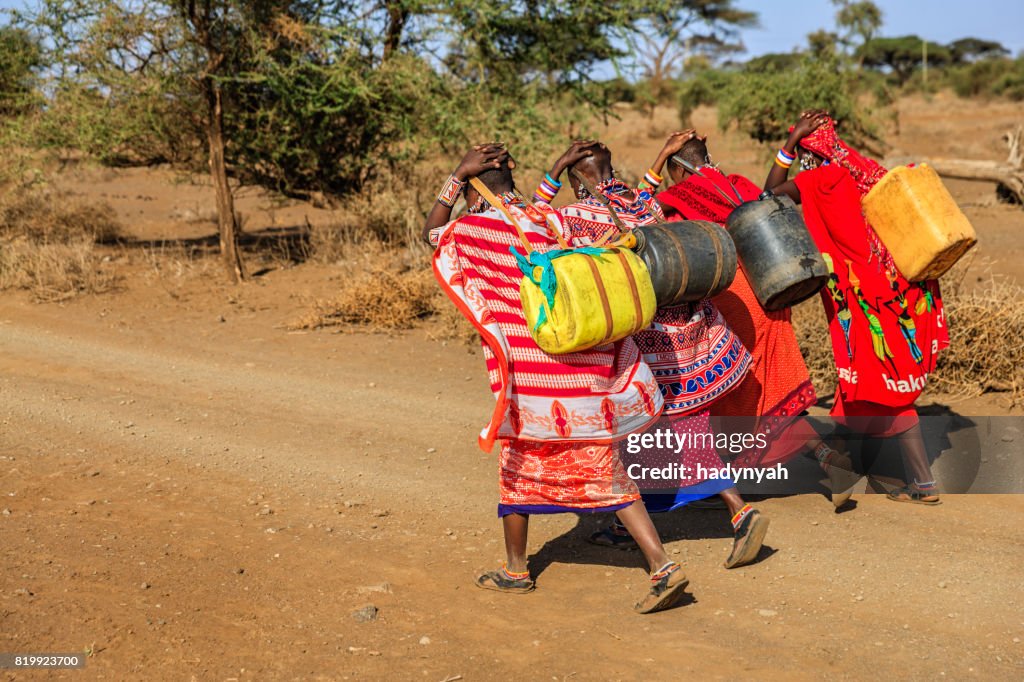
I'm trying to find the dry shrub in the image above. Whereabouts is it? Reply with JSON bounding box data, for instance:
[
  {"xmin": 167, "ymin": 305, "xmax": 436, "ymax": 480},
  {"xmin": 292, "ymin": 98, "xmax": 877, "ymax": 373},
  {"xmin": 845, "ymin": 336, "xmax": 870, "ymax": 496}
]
[
  {"xmin": 931, "ymin": 277, "xmax": 1024, "ymax": 403},
  {"xmin": 138, "ymin": 240, "xmax": 220, "ymax": 297},
  {"xmin": 290, "ymin": 264, "xmax": 442, "ymax": 331},
  {"xmin": 0, "ymin": 184, "xmax": 123, "ymax": 300},
  {"xmin": 0, "ymin": 185, "xmax": 122, "ymax": 243},
  {"xmin": 791, "ymin": 277, "xmax": 1024, "ymax": 405},
  {"xmin": 425, "ymin": 298, "xmax": 479, "ymax": 347},
  {"xmin": 289, "ymin": 238, "xmax": 479, "ymax": 345},
  {"xmin": 0, "ymin": 238, "xmax": 117, "ymax": 301}
]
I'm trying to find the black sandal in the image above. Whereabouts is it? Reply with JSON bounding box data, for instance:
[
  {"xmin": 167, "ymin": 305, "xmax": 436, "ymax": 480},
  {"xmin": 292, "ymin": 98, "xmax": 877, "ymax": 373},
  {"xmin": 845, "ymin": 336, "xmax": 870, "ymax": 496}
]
[
  {"xmin": 587, "ymin": 524, "xmax": 639, "ymax": 550},
  {"xmin": 475, "ymin": 564, "xmax": 535, "ymax": 593},
  {"xmin": 724, "ymin": 508, "xmax": 770, "ymax": 569},
  {"xmin": 634, "ymin": 562, "xmax": 689, "ymax": 614},
  {"xmin": 886, "ymin": 485, "xmax": 941, "ymax": 506}
]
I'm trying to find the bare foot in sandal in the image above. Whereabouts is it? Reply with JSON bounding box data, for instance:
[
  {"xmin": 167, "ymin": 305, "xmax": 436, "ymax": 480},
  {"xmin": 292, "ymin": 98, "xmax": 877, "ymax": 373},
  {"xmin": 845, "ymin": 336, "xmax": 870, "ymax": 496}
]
[
  {"xmin": 724, "ymin": 505, "xmax": 769, "ymax": 569},
  {"xmin": 887, "ymin": 482, "xmax": 941, "ymax": 506},
  {"xmin": 475, "ymin": 563, "xmax": 535, "ymax": 593},
  {"xmin": 634, "ymin": 561, "xmax": 689, "ymax": 614},
  {"xmin": 815, "ymin": 443, "xmax": 859, "ymax": 509}
]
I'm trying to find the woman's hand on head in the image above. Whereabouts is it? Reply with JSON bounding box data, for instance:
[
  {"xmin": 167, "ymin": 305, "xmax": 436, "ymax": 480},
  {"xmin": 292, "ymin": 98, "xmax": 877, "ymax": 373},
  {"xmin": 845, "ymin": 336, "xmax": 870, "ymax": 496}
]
[
  {"xmin": 659, "ymin": 129, "xmax": 701, "ymax": 158},
  {"xmin": 455, "ymin": 144, "xmax": 510, "ymax": 181},
  {"xmin": 551, "ymin": 140, "xmax": 599, "ymax": 177},
  {"xmin": 790, "ymin": 110, "xmax": 829, "ymax": 143}
]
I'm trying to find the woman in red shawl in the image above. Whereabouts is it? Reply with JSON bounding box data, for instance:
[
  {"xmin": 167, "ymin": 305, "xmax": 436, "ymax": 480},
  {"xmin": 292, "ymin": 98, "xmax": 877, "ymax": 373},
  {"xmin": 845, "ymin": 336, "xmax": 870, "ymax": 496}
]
[
  {"xmin": 657, "ymin": 135, "xmax": 830, "ymax": 480},
  {"xmin": 764, "ymin": 110, "xmax": 950, "ymax": 505}
]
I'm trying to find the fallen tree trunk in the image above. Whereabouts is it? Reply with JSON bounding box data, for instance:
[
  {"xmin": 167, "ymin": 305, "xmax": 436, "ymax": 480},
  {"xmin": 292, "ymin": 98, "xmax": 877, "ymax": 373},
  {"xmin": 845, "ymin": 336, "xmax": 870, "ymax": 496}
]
[
  {"xmin": 886, "ymin": 126, "xmax": 1024, "ymax": 205},
  {"xmin": 917, "ymin": 159, "xmax": 1023, "ymax": 204}
]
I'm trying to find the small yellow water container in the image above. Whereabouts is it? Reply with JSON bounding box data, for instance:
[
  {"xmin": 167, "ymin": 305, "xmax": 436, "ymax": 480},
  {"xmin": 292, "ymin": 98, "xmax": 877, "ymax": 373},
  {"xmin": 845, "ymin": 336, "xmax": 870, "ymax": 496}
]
[
  {"xmin": 862, "ymin": 163, "xmax": 977, "ymax": 281},
  {"xmin": 520, "ymin": 247, "xmax": 656, "ymax": 355}
]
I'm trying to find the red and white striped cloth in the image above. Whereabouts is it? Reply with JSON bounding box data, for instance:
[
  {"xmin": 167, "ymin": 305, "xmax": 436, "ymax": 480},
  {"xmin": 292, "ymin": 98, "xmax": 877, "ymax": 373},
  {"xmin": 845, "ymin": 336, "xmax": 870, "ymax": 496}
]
[{"xmin": 431, "ymin": 203, "xmax": 663, "ymax": 452}]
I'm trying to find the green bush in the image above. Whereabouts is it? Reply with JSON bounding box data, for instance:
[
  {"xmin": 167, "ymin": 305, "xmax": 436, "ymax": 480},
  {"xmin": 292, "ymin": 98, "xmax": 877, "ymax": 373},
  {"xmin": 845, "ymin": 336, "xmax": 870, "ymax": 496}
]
[
  {"xmin": 716, "ymin": 56, "xmax": 881, "ymax": 149},
  {"xmin": 991, "ymin": 57, "xmax": 1024, "ymax": 101},
  {"xmin": 28, "ymin": 80, "xmax": 204, "ymax": 167},
  {"xmin": 742, "ymin": 52, "xmax": 803, "ymax": 74},
  {"xmin": 678, "ymin": 68, "xmax": 736, "ymax": 124},
  {"xmin": 228, "ymin": 48, "xmax": 446, "ymax": 196},
  {"xmin": 0, "ymin": 25, "xmax": 42, "ymax": 117},
  {"xmin": 948, "ymin": 58, "xmax": 1010, "ymax": 98}
]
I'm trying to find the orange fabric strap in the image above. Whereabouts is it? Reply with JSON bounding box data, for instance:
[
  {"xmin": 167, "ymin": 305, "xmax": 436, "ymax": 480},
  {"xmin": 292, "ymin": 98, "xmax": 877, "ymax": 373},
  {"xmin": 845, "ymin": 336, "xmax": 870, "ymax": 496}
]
[
  {"xmin": 469, "ymin": 177, "xmax": 533, "ymax": 253},
  {"xmin": 615, "ymin": 249, "xmax": 645, "ymax": 333},
  {"xmin": 582, "ymin": 254, "xmax": 614, "ymax": 343}
]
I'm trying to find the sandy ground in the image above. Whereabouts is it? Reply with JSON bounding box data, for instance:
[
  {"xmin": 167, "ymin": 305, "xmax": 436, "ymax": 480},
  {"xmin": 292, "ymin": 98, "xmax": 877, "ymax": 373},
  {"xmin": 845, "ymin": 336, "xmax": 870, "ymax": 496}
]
[{"xmin": 2, "ymin": 96, "xmax": 1024, "ymax": 680}]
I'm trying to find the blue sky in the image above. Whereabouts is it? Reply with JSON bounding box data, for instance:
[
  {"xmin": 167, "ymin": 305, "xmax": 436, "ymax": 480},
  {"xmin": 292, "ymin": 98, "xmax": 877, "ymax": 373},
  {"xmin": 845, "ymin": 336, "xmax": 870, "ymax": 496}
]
[
  {"xmin": 2, "ymin": 0, "xmax": 1022, "ymax": 59},
  {"xmin": 739, "ymin": 0, "xmax": 1024, "ymax": 58}
]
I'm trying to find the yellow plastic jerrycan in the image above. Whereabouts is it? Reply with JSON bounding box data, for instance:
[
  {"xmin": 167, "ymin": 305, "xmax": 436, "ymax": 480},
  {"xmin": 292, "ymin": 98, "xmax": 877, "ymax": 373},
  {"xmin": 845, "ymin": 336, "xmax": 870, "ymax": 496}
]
[
  {"xmin": 517, "ymin": 246, "xmax": 657, "ymax": 355},
  {"xmin": 862, "ymin": 163, "xmax": 977, "ymax": 281}
]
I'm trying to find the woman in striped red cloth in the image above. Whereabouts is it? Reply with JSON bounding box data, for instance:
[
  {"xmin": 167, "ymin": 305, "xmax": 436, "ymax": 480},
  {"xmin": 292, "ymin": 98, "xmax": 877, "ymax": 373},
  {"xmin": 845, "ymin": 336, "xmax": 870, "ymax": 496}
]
[{"xmin": 423, "ymin": 143, "xmax": 690, "ymax": 613}]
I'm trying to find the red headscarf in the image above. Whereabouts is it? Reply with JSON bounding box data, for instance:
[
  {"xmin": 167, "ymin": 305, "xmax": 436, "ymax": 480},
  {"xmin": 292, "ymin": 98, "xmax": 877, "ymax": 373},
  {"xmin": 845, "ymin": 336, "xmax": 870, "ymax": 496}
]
[{"xmin": 796, "ymin": 117, "xmax": 887, "ymax": 197}]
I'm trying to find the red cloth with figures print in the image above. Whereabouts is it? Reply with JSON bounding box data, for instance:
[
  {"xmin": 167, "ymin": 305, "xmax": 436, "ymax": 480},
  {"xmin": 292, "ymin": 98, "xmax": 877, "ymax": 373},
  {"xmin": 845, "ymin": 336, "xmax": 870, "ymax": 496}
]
[{"xmin": 794, "ymin": 163, "xmax": 948, "ymax": 412}]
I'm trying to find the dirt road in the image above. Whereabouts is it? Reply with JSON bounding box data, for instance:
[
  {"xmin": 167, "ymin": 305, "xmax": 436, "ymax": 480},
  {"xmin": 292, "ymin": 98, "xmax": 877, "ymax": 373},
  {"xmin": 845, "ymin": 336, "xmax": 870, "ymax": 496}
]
[{"xmin": 2, "ymin": 288, "xmax": 1022, "ymax": 681}]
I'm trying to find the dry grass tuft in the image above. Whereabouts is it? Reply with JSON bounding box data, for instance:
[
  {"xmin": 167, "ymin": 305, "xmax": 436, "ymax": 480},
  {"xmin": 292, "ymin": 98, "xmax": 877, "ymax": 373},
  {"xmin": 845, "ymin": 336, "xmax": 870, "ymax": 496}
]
[
  {"xmin": 0, "ymin": 184, "xmax": 123, "ymax": 300},
  {"xmin": 425, "ymin": 298, "xmax": 480, "ymax": 347},
  {"xmin": 931, "ymin": 277, "xmax": 1024, "ymax": 403},
  {"xmin": 1, "ymin": 185, "xmax": 122, "ymax": 244},
  {"xmin": 290, "ymin": 264, "xmax": 442, "ymax": 331},
  {"xmin": 288, "ymin": 239, "xmax": 479, "ymax": 344},
  {"xmin": 0, "ymin": 238, "xmax": 118, "ymax": 301}
]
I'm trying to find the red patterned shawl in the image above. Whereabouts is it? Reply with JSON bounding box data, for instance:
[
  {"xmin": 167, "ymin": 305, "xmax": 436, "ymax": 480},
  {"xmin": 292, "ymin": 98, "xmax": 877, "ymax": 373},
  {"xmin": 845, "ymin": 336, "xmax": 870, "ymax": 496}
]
[
  {"xmin": 797, "ymin": 117, "xmax": 887, "ymax": 197},
  {"xmin": 553, "ymin": 184, "xmax": 751, "ymax": 417},
  {"xmin": 432, "ymin": 204, "xmax": 663, "ymax": 452},
  {"xmin": 657, "ymin": 167, "xmax": 762, "ymax": 223}
]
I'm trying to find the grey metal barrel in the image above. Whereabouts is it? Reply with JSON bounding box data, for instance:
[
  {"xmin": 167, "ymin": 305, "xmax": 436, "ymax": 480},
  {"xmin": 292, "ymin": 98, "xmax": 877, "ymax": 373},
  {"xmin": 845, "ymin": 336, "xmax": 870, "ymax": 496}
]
[
  {"xmin": 633, "ymin": 220, "xmax": 738, "ymax": 307},
  {"xmin": 725, "ymin": 191, "xmax": 828, "ymax": 311}
]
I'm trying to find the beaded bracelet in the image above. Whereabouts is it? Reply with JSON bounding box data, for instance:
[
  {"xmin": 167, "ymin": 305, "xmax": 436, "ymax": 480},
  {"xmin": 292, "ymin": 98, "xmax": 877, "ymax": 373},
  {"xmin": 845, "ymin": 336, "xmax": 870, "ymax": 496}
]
[
  {"xmin": 533, "ymin": 172, "xmax": 562, "ymax": 204},
  {"xmin": 775, "ymin": 148, "xmax": 796, "ymax": 169},
  {"xmin": 643, "ymin": 168, "xmax": 663, "ymax": 188},
  {"xmin": 437, "ymin": 174, "xmax": 466, "ymax": 208}
]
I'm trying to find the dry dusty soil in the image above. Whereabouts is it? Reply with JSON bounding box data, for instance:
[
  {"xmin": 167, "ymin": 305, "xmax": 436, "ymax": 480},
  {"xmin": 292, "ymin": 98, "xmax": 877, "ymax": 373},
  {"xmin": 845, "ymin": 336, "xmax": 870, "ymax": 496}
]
[{"xmin": 2, "ymin": 96, "xmax": 1024, "ymax": 680}]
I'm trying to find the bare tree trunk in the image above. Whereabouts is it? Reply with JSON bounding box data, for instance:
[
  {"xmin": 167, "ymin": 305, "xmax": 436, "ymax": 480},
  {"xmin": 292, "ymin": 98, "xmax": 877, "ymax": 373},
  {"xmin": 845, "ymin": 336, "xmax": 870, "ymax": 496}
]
[
  {"xmin": 382, "ymin": 1, "xmax": 408, "ymax": 62},
  {"xmin": 917, "ymin": 160, "xmax": 1024, "ymax": 204},
  {"xmin": 887, "ymin": 127, "xmax": 1024, "ymax": 204},
  {"xmin": 205, "ymin": 80, "xmax": 246, "ymax": 282}
]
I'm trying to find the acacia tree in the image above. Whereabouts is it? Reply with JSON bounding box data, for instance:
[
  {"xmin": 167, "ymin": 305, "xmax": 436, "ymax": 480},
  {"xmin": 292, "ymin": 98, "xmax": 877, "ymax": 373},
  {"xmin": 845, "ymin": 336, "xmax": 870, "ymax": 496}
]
[
  {"xmin": 26, "ymin": 0, "xmax": 309, "ymax": 281},
  {"xmin": 857, "ymin": 35, "xmax": 952, "ymax": 85},
  {"xmin": 831, "ymin": 0, "xmax": 883, "ymax": 68},
  {"xmin": 615, "ymin": 0, "xmax": 754, "ymax": 116},
  {"xmin": 807, "ymin": 29, "xmax": 840, "ymax": 60},
  {"xmin": 948, "ymin": 37, "xmax": 1009, "ymax": 64},
  {"xmin": 21, "ymin": 0, "xmax": 762, "ymax": 267}
]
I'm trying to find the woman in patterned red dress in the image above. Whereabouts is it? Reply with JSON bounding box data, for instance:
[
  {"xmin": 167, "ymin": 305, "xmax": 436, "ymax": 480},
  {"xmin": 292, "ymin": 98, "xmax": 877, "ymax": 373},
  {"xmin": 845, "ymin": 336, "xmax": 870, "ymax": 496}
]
[
  {"xmin": 764, "ymin": 111, "xmax": 949, "ymax": 505},
  {"xmin": 533, "ymin": 136, "xmax": 770, "ymax": 568}
]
